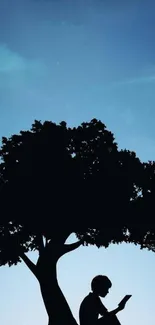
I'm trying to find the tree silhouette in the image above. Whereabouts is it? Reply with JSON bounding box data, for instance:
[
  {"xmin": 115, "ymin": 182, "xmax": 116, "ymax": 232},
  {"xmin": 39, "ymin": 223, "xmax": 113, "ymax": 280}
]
[{"xmin": 0, "ymin": 118, "xmax": 154, "ymax": 325}]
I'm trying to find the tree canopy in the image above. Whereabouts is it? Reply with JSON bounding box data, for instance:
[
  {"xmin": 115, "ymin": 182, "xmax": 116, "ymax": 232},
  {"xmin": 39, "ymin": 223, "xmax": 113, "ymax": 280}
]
[{"xmin": 0, "ymin": 118, "xmax": 155, "ymax": 267}]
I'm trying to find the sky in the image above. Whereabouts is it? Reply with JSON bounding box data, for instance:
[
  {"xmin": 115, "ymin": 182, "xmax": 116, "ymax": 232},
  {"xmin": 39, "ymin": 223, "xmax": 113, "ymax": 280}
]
[{"xmin": 0, "ymin": 0, "xmax": 155, "ymax": 324}]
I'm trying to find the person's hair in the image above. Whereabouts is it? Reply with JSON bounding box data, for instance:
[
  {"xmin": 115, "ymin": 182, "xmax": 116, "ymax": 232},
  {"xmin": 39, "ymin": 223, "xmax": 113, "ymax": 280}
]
[{"xmin": 91, "ymin": 275, "xmax": 112, "ymax": 293}]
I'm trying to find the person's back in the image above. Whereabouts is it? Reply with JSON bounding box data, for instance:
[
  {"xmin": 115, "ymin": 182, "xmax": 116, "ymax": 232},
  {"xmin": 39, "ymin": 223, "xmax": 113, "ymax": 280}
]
[{"xmin": 79, "ymin": 291, "xmax": 108, "ymax": 325}]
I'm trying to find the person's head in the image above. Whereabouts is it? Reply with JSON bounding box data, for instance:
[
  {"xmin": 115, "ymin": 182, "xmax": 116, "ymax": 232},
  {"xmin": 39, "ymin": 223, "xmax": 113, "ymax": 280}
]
[{"xmin": 91, "ymin": 275, "xmax": 112, "ymax": 297}]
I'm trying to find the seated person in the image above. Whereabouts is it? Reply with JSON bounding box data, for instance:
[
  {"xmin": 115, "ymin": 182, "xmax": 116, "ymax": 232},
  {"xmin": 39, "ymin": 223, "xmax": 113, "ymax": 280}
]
[{"xmin": 79, "ymin": 275, "xmax": 126, "ymax": 325}]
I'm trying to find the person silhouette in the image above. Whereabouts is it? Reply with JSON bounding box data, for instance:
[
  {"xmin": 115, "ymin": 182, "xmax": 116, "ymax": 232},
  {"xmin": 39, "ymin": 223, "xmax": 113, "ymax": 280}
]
[{"xmin": 79, "ymin": 275, "xmax": 126, "ymax": 325}]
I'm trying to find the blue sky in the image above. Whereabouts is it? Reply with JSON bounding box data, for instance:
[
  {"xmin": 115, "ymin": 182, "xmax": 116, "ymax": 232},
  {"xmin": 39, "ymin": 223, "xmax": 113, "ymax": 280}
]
[{"xmin": 0, "ymin": 0, "xmax": 155, "ymax": 324}]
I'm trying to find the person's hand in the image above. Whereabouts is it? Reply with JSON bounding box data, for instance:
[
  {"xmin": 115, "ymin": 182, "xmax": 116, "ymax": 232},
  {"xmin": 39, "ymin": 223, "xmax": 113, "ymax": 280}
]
[{"xmin": 118, "ymin": 301, "xmax": 126, "ymax": 311}]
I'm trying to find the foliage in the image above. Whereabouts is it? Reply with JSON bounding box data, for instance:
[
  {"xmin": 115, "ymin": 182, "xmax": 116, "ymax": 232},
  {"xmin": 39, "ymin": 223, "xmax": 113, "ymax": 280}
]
[{"xmin": 0, "ymin": 118, "xmax": 155, "ymax": 266}]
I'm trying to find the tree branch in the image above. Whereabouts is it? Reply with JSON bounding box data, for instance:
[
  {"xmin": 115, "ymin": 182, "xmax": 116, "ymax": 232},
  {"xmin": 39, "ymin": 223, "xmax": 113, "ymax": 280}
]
[
  {"xmin": 45, "ymin": 236, "xmax": 48, "ymax": 247},
  {"xmin": 49, "ymin": 230, "xmax": 73, "ymax": 245},
  {"xmin": 37, "ymin": 234, "xmax": 45, "ymax": 255},
  {"xmin": 36, "ymin": 234, "xmax": 82, "ymax": 265},
  {"xmin": 61, "ymin": 239, "xmax": 83, "ymax": 256},
  {"xmin": 46, "ymin": 230, "xmax": 73, "ymax": 251},
  {"xmin": 20, "ymin": 252, "xmax": 38, "ymax": 278}
]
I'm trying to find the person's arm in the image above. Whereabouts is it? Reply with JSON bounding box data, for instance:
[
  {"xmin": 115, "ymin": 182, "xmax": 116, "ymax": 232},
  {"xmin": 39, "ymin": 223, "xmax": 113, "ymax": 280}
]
[
  {"xmin": 107, "ymin": 301, "xmax": 126, "ymax": 316},
  {"xmin": 97, "ymin": 296, "xmax": 123, "ymax": 317},
  {"xmin": 107, "ymin": 306, "xmax": 122, "ymax": 316}
]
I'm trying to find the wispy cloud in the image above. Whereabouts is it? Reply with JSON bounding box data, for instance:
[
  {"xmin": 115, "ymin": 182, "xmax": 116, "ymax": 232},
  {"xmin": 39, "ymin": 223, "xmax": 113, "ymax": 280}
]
[
  {"xmin": 0, "ymin": 44, "xmax": 47, "ymax": 95},
  {"xmin": 113, "ymin": 75, "xmax": 155, "ymax": 87},
  {"xmin": 0, "ymin": 43, "xmax": 46, "ymax": 79},
  {"xmin": 0, "ymin": 44, "xmax": 46, "ymax": 72}
]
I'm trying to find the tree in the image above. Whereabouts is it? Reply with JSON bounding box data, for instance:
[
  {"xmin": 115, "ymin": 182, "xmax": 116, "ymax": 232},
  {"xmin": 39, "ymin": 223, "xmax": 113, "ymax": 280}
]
[{"xmin": 0, "ymin": 118, "xmax": 154, "ymax": 325}]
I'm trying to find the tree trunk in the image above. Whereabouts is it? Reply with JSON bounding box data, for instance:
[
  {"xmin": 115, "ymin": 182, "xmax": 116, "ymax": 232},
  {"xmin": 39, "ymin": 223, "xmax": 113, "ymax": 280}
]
[
  {"xmin": 21, "ymin": 235, "xmax": 81, "ymax": 325},
  {"xmin": 39, "ymin": 260, "xmax": 78, "ymax": 325}
]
